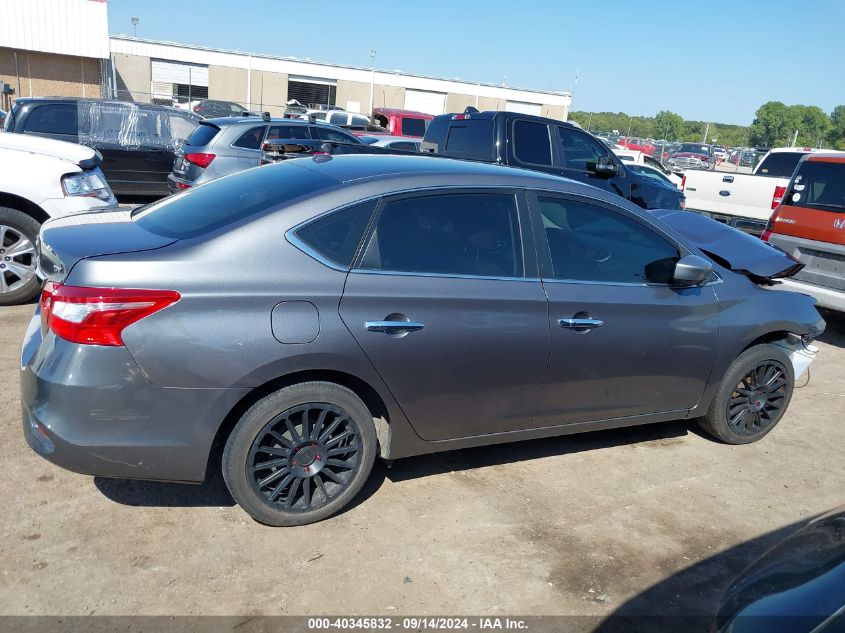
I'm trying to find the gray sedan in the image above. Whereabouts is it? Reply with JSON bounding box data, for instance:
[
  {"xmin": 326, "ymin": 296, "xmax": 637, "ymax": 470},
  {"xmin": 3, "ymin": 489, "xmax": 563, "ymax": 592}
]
[{"xmin": 22, "ymin": 155, "xmax": 824, "ymax": 526}]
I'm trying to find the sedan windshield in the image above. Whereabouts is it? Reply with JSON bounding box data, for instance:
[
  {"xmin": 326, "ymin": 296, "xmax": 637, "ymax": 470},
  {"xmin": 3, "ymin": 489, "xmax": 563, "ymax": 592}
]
[{"xmin": 678, "ymin": 144, "xmax": 710, "ymax": 155}]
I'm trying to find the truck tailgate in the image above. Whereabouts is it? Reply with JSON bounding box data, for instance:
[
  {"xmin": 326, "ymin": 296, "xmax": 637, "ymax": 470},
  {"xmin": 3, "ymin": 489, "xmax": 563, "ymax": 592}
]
[{"xmin": 683, "ymin": 171, "xmax": 786, "ymax": 222}]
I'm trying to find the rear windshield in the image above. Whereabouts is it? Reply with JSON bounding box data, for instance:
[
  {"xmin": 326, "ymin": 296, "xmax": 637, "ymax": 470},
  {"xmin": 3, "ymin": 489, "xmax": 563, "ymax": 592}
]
[
  {"xmin": 443, "ymin": 121, "xmax": 495, "ymax": 161},
  {"xmin": 401, "ymin": 118, "xmax": 427, "ymax": 137},
  {"xmin": 678, "ymin": 144, "xmax": 710, "ymax": 155},
  {"xmin": 132, "ymin": 163, "xmax": 336, "ymax": 239},
  {"xmin": 792, "ymin": 161, "xmax": 845, "ymax": 212},
  {"xmin": 756, "ymin": 151, "xmax": 807, "ymax": 178},
  {"xmin": 186, "ymin": 122, "xmax": 220, "ymax": 147}
]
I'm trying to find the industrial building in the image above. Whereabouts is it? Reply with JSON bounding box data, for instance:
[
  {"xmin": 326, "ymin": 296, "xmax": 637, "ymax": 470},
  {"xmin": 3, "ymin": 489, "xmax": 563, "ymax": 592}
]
[{"xmin": 1, "ymin": 0, "xmax": 571, "ymax": 120}]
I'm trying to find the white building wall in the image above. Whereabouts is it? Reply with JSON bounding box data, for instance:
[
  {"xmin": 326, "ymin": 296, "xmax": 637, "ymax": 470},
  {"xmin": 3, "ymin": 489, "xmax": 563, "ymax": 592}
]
[{"xmin": 0, "ymin": 0, "xmax": 109, "ymax": 59}]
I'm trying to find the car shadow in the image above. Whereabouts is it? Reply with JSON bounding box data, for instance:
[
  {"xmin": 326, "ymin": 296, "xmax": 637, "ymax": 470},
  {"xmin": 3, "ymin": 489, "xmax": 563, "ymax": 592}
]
[
  {"xmin": 591, "ymin": 515, "xmax": 817, "ymax": 633},
  {"xmin": 818, "ymin": 308, "xmax": 845, "ymax": 348}
]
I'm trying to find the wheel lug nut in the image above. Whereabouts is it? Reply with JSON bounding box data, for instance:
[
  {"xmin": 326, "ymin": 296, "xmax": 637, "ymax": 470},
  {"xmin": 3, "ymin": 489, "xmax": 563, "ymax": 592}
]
[{"xmin": 3, "ymin": 257, "xmax": 8, "ymax": 261}]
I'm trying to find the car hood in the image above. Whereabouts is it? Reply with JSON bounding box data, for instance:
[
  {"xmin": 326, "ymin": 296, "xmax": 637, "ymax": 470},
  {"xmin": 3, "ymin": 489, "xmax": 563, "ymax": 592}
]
[
  {"xmin": 650, "ymin": 209, "xmax": 804, "ymax": 281},
  {"xmin": 0, "ymin": 133, "xmax": 100, "ymax": 168}
]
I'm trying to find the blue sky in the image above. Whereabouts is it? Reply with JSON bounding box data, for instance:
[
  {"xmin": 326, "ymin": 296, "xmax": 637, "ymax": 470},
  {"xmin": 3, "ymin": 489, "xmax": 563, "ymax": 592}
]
[{"xmin": 108, "ymin": 0, "xmax": 845, "ymax": 125}]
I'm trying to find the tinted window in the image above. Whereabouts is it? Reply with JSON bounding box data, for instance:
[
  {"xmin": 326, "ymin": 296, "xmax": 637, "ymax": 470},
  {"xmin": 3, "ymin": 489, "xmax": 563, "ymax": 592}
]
[
  {"xmin": 558, "ymin": 127, "xmax": 607, "ymax": 171},
  {"xmin": 186, "ymin": 122, "xmax": 220, "ymax": 146},
  {"xmin": 538, "ymin": 196, "xmax": 679, "ymax": 284},
  {"xmin": 133, "ymin": 163, "xmax": 336, "ymax": 239},
  {"xmin": 267, "ymin": 124, "xmax": 311, "ymax": 140},
  {"xmin": 678, "ymin": 144, "xmax": 710, "ymax": 155},
  {"xmin": 757, "ymin": 152, "xmax": 807, "ymax": 178},
  {"xmin": 387, "ymin": 141, "xmax": 419, "ymax": 151},
  {"xmin": 294, "ymin": 200, "xmax": 378, "ymax": 267},
  {"xmin": 443, "ymin": 121, "xmax": 495, "ymax": 161},
  {"xmin": 312, "ymin": 126, "xmax": 360, "ymax": 143},
  {"xmin": 24, "ymin": 103, "xmax": 78, "ymax": 135},
  {"xmin": 401, "ymin": 118, "xmax": 427, "ymax": 137},
  {"xmin": 329, "ymin": 112, "xmax": 348, "ymax": 126},
  {"xmin": 232, "ymin": 126, "xmax": 266, "ymax": 150},
  {"xmin": 360, "ymin": 193, "xmax": 522, "ymax": 277},
  {"xmin": 513, "ymin": 120, "xmax": 552, "ymax": 165},
  {"xmin": 792, "ymin": 161, "xmax": 845, "ymax": 212}
]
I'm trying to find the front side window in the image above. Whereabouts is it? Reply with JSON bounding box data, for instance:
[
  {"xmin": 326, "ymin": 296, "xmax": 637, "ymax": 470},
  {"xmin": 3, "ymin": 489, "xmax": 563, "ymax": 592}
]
[
  {"xmin": 25, "ymin": 103, "xmax": 79, "ymax": 136},
  {"xmin": 294, "ymin": 200, "xmax": 378, "ymax": 267},
  {"xmin": 359, "ymin": 193, "xmax": 522, "ymax": 278},
  {"xmin": 558, "ymin": 127, "xmax": 608, "ymax": 172},
  {"xmin": 538, "ymin": 196, "xmax": 679, "ymax": 284},
  {"xmin": 513, "ymin": 120, "xmax": 552, "ymax": 166},
  {"xmin": 232, "ymin": 126, "xmax": 267, "ymax": 150}
]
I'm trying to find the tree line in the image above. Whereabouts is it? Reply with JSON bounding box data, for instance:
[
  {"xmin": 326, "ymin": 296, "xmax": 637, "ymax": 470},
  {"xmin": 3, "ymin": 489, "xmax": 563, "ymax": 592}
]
[{"xmin": 569, "ymin": 102, "xmax": 845, "ymax": 149}]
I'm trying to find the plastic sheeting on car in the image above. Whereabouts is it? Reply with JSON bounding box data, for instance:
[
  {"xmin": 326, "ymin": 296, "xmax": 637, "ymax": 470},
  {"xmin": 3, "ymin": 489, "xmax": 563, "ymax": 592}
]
[{"xmin": 77, "ymin": 100, "xmax": 199, "ymax": 152}]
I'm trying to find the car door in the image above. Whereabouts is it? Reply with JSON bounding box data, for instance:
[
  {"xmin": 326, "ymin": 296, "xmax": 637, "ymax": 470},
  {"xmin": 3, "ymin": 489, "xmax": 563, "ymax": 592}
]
[
  {"xmin": 529, "ymin": 192, "xmax": 718, "ymax": 427},
  {"xmin": 338, "ymin": 189, "xmax": 549, "ymax": 441}
]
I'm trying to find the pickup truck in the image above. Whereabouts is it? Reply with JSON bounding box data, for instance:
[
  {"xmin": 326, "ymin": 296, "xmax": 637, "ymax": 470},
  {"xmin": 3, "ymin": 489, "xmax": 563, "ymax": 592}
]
[
  {"xmin": 682, "ymin": 148, "xmax": 818, "ymax": 234},
  {"xmin": 420, "ymin": 110, "xmax": 684, "ymax": 210}
]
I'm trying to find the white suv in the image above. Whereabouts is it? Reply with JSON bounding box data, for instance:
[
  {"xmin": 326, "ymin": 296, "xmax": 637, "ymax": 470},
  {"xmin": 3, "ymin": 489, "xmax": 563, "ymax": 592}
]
[{"xmin": 0, "ymin": 133, "xmax": 116, "ymax": 304}]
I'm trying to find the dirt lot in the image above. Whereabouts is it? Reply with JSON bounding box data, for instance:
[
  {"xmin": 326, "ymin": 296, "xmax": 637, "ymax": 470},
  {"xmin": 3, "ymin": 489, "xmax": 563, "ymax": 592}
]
[{"xmin": 1, "ymin": 303, "xmax": 843, "ymax": 629}]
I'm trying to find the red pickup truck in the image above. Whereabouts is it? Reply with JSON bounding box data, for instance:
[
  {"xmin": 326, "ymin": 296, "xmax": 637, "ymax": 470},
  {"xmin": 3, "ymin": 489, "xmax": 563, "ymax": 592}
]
[
  {"xmin": 619, "ymin": 137, "xmax": 655, "ymax": 156},
  {"xmin": 371, "ymin": 108, "xmax": 433, "ymax": 138}
]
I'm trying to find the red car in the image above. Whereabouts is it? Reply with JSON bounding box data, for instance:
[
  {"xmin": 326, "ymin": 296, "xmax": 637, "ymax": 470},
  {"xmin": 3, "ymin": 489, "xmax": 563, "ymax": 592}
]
[
  {"xmin": 371, "ymin": 108, "xmax": 433, "ymax": 138},
  {"xmin": 620, "ymin": 136, "xmax": 655, "ymax": 156}
]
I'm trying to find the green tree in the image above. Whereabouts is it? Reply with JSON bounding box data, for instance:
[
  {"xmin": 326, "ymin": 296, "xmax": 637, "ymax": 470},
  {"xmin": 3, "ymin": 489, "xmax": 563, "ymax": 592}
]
[
  {"xmin": 828, "ymin": 105, "xmax": 845, "ymax": 149},
  {"xmin": 794, "ymin": 105, "xmax": 831, "ymax": 148},
  {"xmin": 653, "ymin": 110, "xmax": 685, "ymax": 141},
  {"xmin": 748, "ymin": 101, "xmax": 801, "ymax": 147}
]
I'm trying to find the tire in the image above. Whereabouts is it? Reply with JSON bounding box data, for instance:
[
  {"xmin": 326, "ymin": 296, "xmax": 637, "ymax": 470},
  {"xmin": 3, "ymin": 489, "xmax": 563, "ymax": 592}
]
[
  {"xmin": 698, "ymin": 344, "xmax": 795, "ymax": 444},
  {"xmin": 222, "ymin": 381, "xmax": 377, "ymax": 526},
  {"xmin": 0, "ymin": 207, "xmax": 41, "ymax": 306}
]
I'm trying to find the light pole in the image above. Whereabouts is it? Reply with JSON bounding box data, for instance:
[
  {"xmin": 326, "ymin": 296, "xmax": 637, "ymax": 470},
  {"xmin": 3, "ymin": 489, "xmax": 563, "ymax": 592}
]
[
  {"xmin": 131, "ymin": 17, "xmax": 139, "ymax": 37},
  {"xmin": 368, "ymin": 50, "xmax": 376, "ymax": 114}
]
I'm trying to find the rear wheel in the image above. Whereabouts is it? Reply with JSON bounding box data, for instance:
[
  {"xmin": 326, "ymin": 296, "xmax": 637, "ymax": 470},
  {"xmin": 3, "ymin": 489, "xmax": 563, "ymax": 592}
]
[
  {"xmin": 222, "ymin": 381, "xmax": 377, "ymax": 526},
  {"xmin": 699, "ymin": 344, "xmax": 794, "ymax": 444},
  {"xmin": 0, "ymin": 207, "xmax": 40, "ymax": 306}
]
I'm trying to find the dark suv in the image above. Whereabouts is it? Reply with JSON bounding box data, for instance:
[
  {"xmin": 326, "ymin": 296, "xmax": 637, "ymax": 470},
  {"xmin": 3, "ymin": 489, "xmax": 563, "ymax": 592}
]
[
  {"xmin": 5, "ymin": 97, "xmax": 200, "ymax": 197},
  {"xmin": 168, "ymin": 116, "xmax": 362, "ymax": 192},
  {"xmin": 421, "ymin": 110, "xmax": 684, "ymax": 210}
]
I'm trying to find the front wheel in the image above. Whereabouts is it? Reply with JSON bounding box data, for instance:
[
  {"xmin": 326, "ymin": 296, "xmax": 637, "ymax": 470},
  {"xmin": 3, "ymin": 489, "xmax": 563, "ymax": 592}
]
[
  {"xmin": 698, "ymin": 344, "xmax": 795, "ymax": 444},
  {"xmin": 222, "ymin": 382, "xmax": 377, "ymax": 526},
  {"xmin": 0, "ymin": 207, "xmax": 41, "ymax": 306}
]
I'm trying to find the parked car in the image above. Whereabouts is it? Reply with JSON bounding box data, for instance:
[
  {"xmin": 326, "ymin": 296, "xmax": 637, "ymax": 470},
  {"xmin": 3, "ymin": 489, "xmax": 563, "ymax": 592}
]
[
  {"xmin": 421, "ymin": 110, "xmax": 685, "ymax": 210},
  {"xmin": 682, "ymin": 148, "xmax": 829, "ymax": 234},
  {"xmin": 739, "ymin": 150, "xmax": 758, "ymax": 168},
  {"xmin": 23, "ymin": 154, "xmax": 822, "ymax": 526},
  {"xmin": 0, "ymin": 132, "xmax": 115, "ymax": 304},
  {"xmin": 370, "ymin": 108, "xmax": 433, "ymax": 138},
  {"xmin": 614, "ymin": 149, "xmax": 683, "ymax": 188},
  {"xmin": 668, "ymin": 143, "xmax": 715, "ymax": 172},
  {"xmin": 177, "ymin": 99, "xmax": 249, "ymax": 118},
  {"xmin": 764, "ymin": 152, "xmax": 845, "ymax": 312},
  {"xmin": 168, "ymin": 116, "xmax": 362, "ymax": 191},
  {"xmin": 715, "ymin": 506, "xmax": 845, "ymax": 633},
  {"xmin": 305, "ymin": 110, "xmax": 370, "ymax": 130},
  {"xmin": 359, "ymin": 135, "xmax": 421, "ymax": 151},
  {"xmin": 619, "ymin": 136, "xmax": 655, "ymax": 156},
  {"xmin": 0, "ymin": 110, "xmax": 6, "ymax": 128},
  {"xmin": 5, "ymin": 98, "xmax": 200, "ymax": 197}
]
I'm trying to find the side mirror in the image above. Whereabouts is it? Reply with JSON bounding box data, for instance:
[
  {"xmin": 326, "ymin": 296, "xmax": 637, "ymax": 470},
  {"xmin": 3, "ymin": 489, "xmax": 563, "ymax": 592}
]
[
  {"xmin": 673, "ymin": 255, "xmax": 713, "ymax": 286},
  {"xmin": 591, "ymin": 156, "xmax": 619, "ymax": 178}
]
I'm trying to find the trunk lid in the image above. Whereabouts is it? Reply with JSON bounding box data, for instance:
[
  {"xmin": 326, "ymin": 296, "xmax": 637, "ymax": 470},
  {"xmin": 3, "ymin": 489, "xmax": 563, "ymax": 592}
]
[
  {"xmin": 37, "ymin": 209, "xmax": 177, "ymax": 283},
  {"xmin": 650, "ymin": 209, "xmax": 804, "ymax": 282}
]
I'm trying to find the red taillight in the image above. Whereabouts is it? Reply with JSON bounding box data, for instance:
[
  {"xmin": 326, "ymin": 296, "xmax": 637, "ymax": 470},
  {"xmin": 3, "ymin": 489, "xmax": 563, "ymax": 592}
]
[
  {"xmin": 184, "ymin": 152, "xmax": 216, "ymax": 168},
  {"xmin": 40, "ymin": 283, "xmax": 180, "ymax": 346},
  {"xmin": 771, "ymin": 185, "xmax": 787, "ymax": 210},
  {"xmin": 176, "ymin": 182, "xmax": 191, "ymax": 190},
  {"xmin": 761, "ymin": 209, "xmax": 779, "ymax": 242},
  {"xmin": 681, "ymin": 175, "xmax": 686, "ymax": 192}
]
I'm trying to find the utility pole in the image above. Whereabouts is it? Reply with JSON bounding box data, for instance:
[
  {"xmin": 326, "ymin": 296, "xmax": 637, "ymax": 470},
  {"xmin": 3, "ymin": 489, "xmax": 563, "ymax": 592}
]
[
  {"xmin": 702, "ymin": 122, "xmax": 710, "ymax": 144},
  {"xmin": 586, "ymin": 111, "xmax": 592, "ymax": 132},
  {"xmin": 626, "ymin": 115, "xmax": 633, "ymax": 138},
  {"xmin": 131, "ymin": 17, "xmax": 139, "ymax": 37},
  {"xmin": 368, "ymin": 50, "xmax": 376, "ymax": 114},
  {"xmin": 790, "ymin": 129, "xmax": 798, "ymax": 148}
]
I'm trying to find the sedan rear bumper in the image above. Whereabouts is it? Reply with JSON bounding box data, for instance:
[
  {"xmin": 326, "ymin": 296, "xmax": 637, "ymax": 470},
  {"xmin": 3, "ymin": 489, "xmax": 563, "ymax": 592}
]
[{"xmin": 20, "ymin": 313, "xmax": 248, "ymax": 482}]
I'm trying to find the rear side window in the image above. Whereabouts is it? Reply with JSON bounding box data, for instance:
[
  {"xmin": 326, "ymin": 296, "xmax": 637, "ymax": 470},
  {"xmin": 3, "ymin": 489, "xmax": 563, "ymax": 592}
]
[
  {"xmin": 294, "ymin": 200, "xmax": 378, "ymax": 267},
  {"xmin": 267, "ymin": 124, "xmax": 311, "ymax": 140},
  {"xmin": 443, "ymin": 121, "xmax": 495, "ymax": 161},
  {"xmin": 513, "ymin": 120, "xmax": 552, "ymax": 165},
  {"xmin": 312, "ymin": 126, "xmax": 360, "ymax": 143},
  {"xmin": 792, "ymin": 161, "xmax": 845, "ymax": 212},
  {"xmin": 757, "ymin": 152, "xmax": 807, "ymax": 178},
  {"xmin": 232, "ymin": 126, "xmax": 267, "ymax": 150},
  {"xmin": 24, "ymin": 103, "xmax": 78, "ymax": 135},
  {"xmin": 401, "ymin": 118, "xmax": 427, "ymax": 137},
  {"xmin": 187, "ymin": 123, "xmax": 221, "ymax": 146},
  {"xmin": 133, "ymin": 163, "xmax": 336, "ymax": 239},
  {"xmin": 359, "ymin": 192, "xmax": 522, "ymax": 277}
]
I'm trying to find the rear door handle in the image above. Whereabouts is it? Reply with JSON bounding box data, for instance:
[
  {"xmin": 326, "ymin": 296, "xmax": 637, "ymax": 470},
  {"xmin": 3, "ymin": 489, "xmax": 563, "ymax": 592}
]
[
  {"xmin": 559, "ymin": 318, "xmax": 603, "ymax": 331},
  {"xmin": 366, "ymin": 320, "xmax": 425, "ymax": 334}
]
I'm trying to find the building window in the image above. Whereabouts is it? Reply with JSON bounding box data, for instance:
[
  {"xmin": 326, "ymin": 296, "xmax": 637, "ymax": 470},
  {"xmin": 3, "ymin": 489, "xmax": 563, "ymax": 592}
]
[{"xmin": 288, "ymin": 80, "xmax": 336, "ymax": 109}]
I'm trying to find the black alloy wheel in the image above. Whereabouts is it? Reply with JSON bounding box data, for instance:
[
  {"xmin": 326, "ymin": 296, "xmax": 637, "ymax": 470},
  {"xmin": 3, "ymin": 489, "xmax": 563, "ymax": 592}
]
[{"xmin": 726, "ymin": 361, "xmax": 789, "ymax": 437}]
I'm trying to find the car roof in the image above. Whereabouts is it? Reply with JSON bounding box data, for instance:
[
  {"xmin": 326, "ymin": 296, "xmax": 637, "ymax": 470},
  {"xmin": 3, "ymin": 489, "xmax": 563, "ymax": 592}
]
[
  {"xmin": 803, "ymin": 152, "xmax": 845, "ymax": 163},
  {"xmin": 12, "ymin": 97, "xmax": 188, "ymax": 113},
  {"xmin": 372, "ymin": 107, "xmax": 433, "ymax": 118},
  {"xmin": 431, "ymin": 110, "xmax": 578, "ymax": 129}
]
